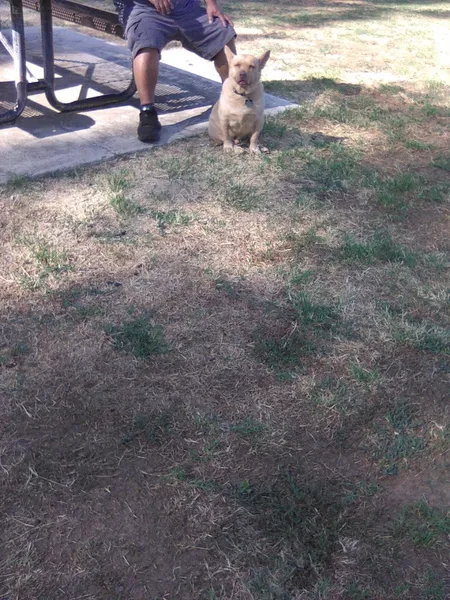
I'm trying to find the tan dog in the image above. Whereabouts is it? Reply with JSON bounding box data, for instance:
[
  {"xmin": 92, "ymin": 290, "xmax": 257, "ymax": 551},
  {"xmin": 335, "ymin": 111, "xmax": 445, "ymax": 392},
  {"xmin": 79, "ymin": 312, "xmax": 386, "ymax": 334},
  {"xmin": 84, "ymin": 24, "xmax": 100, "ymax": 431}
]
[{"xmin": 208, "ymin": 46, "xmax": 271, "ymax": 153}]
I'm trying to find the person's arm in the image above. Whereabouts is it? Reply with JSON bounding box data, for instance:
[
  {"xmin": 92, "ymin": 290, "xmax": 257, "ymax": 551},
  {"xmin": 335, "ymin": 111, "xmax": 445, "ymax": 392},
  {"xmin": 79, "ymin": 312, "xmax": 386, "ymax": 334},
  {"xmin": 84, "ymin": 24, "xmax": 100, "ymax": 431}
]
[{"xmin": 205, "ymin": 0, "xmax": 233, "ymax": 27}]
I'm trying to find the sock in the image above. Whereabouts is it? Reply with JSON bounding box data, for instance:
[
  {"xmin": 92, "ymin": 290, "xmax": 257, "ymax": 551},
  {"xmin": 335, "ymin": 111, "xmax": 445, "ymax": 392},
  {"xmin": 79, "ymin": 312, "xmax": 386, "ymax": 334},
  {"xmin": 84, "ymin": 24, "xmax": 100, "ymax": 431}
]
[{"xmin": 140, "ymin": 103, "xmax": 155, "ymax": 112}]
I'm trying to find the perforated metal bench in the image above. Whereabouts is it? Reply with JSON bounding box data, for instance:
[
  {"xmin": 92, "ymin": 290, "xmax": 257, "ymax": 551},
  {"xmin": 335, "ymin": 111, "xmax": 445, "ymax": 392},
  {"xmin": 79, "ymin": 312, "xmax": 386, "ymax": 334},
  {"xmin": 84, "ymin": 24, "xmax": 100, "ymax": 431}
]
[
  {"xmin": 0, "ymin": 0, "xmax": 135, "ymax": 124},
  {"xmin": 22, "ymin": 0, "xmax": 125, "ymax": 37}
]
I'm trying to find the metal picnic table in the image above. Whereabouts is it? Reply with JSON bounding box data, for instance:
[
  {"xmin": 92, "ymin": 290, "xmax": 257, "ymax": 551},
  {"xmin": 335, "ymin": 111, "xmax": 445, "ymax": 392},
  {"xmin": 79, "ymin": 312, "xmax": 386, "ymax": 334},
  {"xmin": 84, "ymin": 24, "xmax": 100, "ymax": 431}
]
[{"xmin": 0, "ymin": 0, "xmax": 136, "ymax": 124}]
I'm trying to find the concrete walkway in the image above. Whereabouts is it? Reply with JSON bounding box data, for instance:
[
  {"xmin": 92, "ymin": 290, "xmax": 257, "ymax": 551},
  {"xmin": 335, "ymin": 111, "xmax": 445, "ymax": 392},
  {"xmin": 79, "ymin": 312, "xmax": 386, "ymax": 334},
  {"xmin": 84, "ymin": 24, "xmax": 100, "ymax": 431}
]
[{"xmin": 0, "ymin": 27, "xmax": 295, "ymax": 184}]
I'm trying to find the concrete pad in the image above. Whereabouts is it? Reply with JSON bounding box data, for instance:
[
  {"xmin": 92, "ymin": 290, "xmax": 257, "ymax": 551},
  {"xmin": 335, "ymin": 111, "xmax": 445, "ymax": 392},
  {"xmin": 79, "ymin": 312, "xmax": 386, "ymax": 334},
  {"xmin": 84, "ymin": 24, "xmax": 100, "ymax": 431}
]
[{"xmin": 0, "ymin": 26, "xmax": 296, "ymax": 183}]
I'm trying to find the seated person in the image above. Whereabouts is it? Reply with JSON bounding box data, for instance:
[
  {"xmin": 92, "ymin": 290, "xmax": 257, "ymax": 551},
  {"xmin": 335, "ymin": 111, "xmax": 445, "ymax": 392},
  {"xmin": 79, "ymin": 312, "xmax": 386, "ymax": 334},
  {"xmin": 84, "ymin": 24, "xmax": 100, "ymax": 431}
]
[{"xmin": 116, "ymin": 0, "xmax": 236, "ymax": 142}]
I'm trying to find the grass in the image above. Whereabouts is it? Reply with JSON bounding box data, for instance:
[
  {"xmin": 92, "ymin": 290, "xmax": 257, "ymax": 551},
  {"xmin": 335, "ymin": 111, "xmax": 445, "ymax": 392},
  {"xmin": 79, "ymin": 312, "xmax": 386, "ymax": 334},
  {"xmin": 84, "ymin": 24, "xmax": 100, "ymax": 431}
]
[
  {"xmin": 394, "ymin": 500, "xmax": 450, "ymax": 548},
  {"xmin": 106, "ymin": 171, "xmax": 144, "ymax": 217},
  {"xmin": 106, "ymin": 313, "xmax": 170, "ymax": 358},
  {"xmin": 152, "ymin": 209, "xmax": 195, "ymax": 230},
  {"xmin": 222, "ymin": 183, "xmax": 263, "ymax": 211},
  {"xmin": 1, "ymin": 1, "xmax": 450, "ymax": 598},
  {"xmin": 311, "ymin": 375, "xmax": 357, "ymax": 412},
  {"xmin": 370, "ymin": 399, "xmax": 428, "ymax": 473},
  {"xmin": 228, "ymin": 472, "xmax": 343, "ymax": 593},
  {"xmin": 303, "ymin": 143, "xmax": 361, "ymax": 194},
  {"xmin": 432, "ymin": 154, "xmax": 450, "ymax": 172},
  {"xmin": 230, "ymin": 416, "xmax": 265, "ymax": 439},
  {"xmin": 5, "ymin": 174, "xmax": 32, "ymax": 192},
  {"xmin": 349, "ymin": 362, "xmax": 381, "ymax": 387},
  {"xmin": 340, "ymin": 230, "xmax": 417, "ymax": 266},
  {"xmin": 122, "ymin": 410, "xmax": 173, "ymax": 445},
  {"xmin": 392, "ymin": 318, "xmax": 450, "ymax": 355},
  {"xmin": 254, "ymin": 289, "xmax": 349, "ymax": 380},
  {"xmin": 16, "ymin": 232, "xmax": 72, "ymax": 289},
  {"xmin": 254, "ymin": 326, "xmax": 314, "ymax": 380}
]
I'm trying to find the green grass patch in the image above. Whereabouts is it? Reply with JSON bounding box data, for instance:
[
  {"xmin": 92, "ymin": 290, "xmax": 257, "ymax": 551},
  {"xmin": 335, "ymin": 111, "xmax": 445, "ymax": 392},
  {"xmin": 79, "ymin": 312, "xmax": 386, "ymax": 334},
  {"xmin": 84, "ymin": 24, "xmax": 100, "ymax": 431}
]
[
  {"xmin": 166, "ymin": 468, "xmax": 221, "ymax": 493},
  {"xmin": 58, "ymin": 286, "xmax": 105, "ymax": 318},
  {"xmin": 432, "ymin": 154, "xmax": 450, "ymax": 172},
  {"xmin": 262, "ymin": 118, "xmax": 287, "ymax": 144},
  {"xmin": 152, "ymin": 209, "xmax": 195, "ymax": 232},
  {"xmin": 106, "ymin": 313, "xmax": 170, "ymax": 358},
  {"xmin": 285, "ymin": 228, "xmax": 323, "ymax": 253},
  {"xmin": 304, "ymin": 143, "xmax": 361, "ymax": 194},
  {"xmin": 214, "ymin": 276, "xmax": 239, "ymax": 297},
  {"xmin": 342, "ymin": 481, "xmax": 380, "ymax": 505},
  {"xmin": 122, "ymin": 410, "xmax": 173, "ymax": 445},
  {"xmin": 370, "ymin": 399, "xmax": 427, "ymax": 473},
  {"xmin": 230, "ymin": 417, "xmax": 265, "ymax": 439},
  {"xmin": 311, "ymin": 376, "xmax": 355, "ymax": 414},
  {"xmin": 159, "ymin": 155, "xmax": 196, "ymax": 180},
  {"xmin": 0, "ymin": 342, "xmax": 31, "ymax": 365},
  {"xmin": 379, "ymin": 84, "xmax": 405, "ymax": 95},
  {"xmin": 229, "ymin": 472, "xmax": 343, "ymax": 593},
  {"xmin": 340, "ymin": 230, "xmax": 417, "ymax": 266},
  {"xmin": 404, "ymin": 139, "xmax": 435, "ymax": 151},
  {"xmin": 110, "ymin": 192, "xmax": 144, "ymax": 217},
  {"xmin": 349, "ymin": 362, "xmax": 381, "ymax": 387},
  {"xmin": 17, "ymin": 232, "xmax": 72, "ymax": 289},
  {"xmin": 418, "ymin": 181, "xmax": 449, "ymax": 203},
  {"xmin": 254, "ymin": 327, "xmax": 314, "ymax": 381},
  {"xmin": 392, "ymin": 319, "xmax": 450, "ymax": 355},
  {"xmin": 105, "ymin": 171, "xmax": 144, "ymax": 217},
  {"xmin": 107, "ymin": 171, "xmax": 130, "ymax": 194},
  {"xmin": 394, "ymin": 501, "xmax": 450, "ymax": 548},
  {"xmin": 290, "ymin": 292, "xmax": 342, "ymax": 332},
  {"xmin": 5, "ymin": 174, "xmax": 32, "ymax": 192},
  {"xmin": 373, "ymin": 172, "xmax": 417, "ymax": 212},
  {"xmin": 222, "ymin": 183, "xmax": 263, "ymax": 211}
]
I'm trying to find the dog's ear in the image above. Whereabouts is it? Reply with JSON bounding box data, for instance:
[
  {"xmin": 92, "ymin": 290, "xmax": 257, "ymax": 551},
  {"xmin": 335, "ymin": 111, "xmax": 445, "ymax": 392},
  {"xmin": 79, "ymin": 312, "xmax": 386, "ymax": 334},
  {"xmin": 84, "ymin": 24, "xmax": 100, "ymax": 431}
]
[
  {"xmin": 224, "ymin": 45, "xmax": 236, "ymax": 64},
  {"xmin": 258, "ymin": 50, "xmax": 271, "ymax": 70}
]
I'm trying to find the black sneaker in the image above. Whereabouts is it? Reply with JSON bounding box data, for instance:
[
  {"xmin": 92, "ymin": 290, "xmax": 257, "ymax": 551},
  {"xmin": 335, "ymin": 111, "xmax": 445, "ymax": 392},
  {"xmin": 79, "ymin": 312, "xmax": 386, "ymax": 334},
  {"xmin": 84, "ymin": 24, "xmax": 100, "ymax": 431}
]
[{"xmin": 137, "ymin": 106, "xmax": 161, "ymax": 143}]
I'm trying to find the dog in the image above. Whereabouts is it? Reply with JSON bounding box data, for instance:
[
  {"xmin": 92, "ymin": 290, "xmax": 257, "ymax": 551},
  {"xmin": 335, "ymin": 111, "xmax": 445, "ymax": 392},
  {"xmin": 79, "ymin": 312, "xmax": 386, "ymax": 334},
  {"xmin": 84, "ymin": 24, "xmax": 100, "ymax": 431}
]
[{"xmin": 208, "ymin": 46, "xmax": 271, "ymax": 153}]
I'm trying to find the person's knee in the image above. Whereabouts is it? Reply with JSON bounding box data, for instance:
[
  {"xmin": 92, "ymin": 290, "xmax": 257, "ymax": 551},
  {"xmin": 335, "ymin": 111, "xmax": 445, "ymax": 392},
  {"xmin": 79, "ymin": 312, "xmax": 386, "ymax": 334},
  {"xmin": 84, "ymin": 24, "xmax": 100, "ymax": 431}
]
[
  {"xmin": 226, "ymin": 37, "xmax": 236, "ymax": 54},
  {"xmin": 213, "ymin": 38, "xmax": 236, "ymax": 64},
  {"xmin": 134, "ymin": 47, "xmax": 160, "ymax": 61}
]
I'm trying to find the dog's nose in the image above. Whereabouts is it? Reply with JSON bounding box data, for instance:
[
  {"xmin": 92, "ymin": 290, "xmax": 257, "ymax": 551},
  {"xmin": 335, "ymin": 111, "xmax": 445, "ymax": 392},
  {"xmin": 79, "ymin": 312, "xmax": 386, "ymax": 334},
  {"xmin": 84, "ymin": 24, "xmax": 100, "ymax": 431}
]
[{"xmin": 239, "ymin": 71, "xmax": 247, "ymax": 79}]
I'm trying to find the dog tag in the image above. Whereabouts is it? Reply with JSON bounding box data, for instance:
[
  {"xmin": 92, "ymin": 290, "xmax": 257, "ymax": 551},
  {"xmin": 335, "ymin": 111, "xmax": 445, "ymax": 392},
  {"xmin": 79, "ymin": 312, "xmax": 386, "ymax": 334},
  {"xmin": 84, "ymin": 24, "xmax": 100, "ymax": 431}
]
[{"xmin": 245, "ymin": 98, "xmax": 253, "ymax": 107}]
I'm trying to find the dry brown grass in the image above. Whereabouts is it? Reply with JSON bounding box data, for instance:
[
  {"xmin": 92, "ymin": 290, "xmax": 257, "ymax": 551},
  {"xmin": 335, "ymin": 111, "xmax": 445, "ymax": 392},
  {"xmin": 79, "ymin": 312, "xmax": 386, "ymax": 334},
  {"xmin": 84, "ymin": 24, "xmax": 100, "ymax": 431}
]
[{"xmin": 2, "ymin": 1, "xmax": 450, "ymax": 598}]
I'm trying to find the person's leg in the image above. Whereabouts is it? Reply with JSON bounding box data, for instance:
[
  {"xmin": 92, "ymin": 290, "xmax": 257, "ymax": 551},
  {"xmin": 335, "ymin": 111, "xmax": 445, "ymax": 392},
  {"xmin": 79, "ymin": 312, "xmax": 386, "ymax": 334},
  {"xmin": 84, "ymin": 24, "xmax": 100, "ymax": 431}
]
[
  {"xmin": 133, "ymin": 48, "xmax": 160, "ymax": 105},
  {"xmin": 133, "ymin": 48, "xmax": 161, "ymax": 142},
  {"xmin": 177, "ymin": 4, "xmax": 237, "ymax": 78},
  {"xmin": 124, "ymin": 6, "xmax": 175, "ymax": 142},
  {"xmin": 213, "ymin": 38, "xmax": 236, "ymax": 82}
]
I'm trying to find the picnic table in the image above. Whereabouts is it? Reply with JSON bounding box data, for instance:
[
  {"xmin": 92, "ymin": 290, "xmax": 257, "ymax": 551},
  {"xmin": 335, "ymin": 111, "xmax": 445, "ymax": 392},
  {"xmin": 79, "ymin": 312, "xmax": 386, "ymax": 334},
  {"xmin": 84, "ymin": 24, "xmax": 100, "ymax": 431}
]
[{"xmin": 0, "ymin": 0, "xmax": 136, "ymax": 124}]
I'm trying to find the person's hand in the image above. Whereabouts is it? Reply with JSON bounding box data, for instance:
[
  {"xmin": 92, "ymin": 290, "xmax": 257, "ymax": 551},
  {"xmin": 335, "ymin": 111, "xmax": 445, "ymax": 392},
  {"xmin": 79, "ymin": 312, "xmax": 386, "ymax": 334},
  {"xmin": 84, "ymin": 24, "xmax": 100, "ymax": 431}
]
[
  {"xmin": 206, "ymin": 0, "xmax": 233, "ymax": 27},
  {"xmin": 148, "ymin": 0, "xmax": 173, "ymax": 15}
]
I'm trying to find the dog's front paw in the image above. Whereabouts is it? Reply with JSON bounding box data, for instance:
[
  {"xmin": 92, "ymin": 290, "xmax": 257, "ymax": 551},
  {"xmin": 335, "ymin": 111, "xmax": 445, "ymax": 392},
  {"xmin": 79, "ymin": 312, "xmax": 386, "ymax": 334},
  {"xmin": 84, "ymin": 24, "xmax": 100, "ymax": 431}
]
[
  {"xmin": 223, "ymin": 141, "xmax": 234, "ymax": 153},
  {"xmin": 249, "ymin": 145, "xmax": 261, "ymax": 154},
  {"xmin": 233, "ymin": 145, "xmax": 245, "ymax": 154}
]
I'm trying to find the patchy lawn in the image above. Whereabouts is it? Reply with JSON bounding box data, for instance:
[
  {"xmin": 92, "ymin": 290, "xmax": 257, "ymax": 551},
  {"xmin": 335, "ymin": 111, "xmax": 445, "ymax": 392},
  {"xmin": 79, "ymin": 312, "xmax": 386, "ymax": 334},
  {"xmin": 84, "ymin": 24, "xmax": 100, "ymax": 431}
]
[{"xmin": 1, "ymin": 1, "xmax": 450, "ymax": 599}]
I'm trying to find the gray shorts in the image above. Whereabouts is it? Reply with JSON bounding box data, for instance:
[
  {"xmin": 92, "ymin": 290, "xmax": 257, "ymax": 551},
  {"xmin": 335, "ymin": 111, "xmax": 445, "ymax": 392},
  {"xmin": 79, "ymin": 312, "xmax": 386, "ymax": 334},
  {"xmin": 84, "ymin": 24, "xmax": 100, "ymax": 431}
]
[{"xmin": 125, "ymin": 0, "xmax": 236, "ymax": 61}]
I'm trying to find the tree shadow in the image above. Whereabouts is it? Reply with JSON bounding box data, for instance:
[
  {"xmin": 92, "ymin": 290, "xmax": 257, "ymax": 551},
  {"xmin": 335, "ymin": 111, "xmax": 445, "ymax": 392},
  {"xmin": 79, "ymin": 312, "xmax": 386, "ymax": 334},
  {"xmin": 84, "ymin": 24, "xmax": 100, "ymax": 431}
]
[
  {"xmin": 264, "ymin": 77, "xmax": 362, "ymax": 105},
  {"xmin": 225, "ymin": 0, "xmax": 449, "ymax": 28},
  {"xmin": 417, "ymin": 9, "xmax": 450, "ymax": 18}
]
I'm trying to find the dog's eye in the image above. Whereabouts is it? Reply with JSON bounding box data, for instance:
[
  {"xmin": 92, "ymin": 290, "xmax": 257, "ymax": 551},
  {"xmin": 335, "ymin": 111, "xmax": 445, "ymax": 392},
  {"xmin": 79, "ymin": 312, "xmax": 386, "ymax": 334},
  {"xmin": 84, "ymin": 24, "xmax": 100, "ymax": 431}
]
[{"xmin": 249, "ymin": 65, "xmax": 255, "ymax": 69}]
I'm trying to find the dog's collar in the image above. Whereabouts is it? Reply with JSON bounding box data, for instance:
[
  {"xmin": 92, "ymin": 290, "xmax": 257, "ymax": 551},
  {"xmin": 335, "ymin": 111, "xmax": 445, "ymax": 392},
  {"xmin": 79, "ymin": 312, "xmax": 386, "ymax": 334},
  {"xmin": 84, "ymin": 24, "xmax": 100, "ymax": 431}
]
[
  {"xmin": 234, "ymin": 88, "xmax": 253, "ymax": 106},
  {"xmin": 234, "ymin": 87, "xmax": 250, "ymax": 98}
]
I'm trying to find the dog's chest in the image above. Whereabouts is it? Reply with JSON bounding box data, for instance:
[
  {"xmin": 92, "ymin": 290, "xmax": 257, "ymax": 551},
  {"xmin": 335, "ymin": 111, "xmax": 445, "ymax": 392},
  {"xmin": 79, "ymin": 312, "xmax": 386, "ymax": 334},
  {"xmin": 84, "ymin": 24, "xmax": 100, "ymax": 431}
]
[{"xmin": 228, "ymin": 105, "xmax": 259, "ymax": 136}]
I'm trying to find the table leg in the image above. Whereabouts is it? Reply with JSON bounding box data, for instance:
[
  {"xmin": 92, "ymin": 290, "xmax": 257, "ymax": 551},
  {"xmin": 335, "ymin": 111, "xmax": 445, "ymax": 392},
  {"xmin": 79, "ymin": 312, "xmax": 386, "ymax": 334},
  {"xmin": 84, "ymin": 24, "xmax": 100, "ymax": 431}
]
[
  {"xmin": 40, "ymin": 0, "xmax": 136, "ymax": 112},
  {"xmin": 0, "ymin": 0, "xmax": 28, "ymax": 125}
]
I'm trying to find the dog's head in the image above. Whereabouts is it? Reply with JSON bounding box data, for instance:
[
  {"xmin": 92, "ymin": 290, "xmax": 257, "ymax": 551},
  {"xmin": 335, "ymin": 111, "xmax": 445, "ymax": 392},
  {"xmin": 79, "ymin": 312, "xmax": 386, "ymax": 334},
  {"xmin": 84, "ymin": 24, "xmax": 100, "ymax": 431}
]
[{"xmin": 225, "ymin": 47, "xmax": 271, "ymax": 92}]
